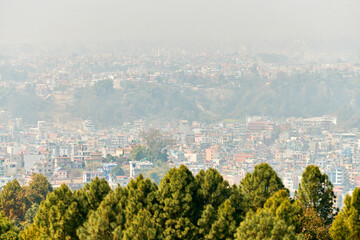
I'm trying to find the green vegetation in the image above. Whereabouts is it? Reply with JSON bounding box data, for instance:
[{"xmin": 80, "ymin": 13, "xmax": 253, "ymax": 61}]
[
  {"xmin": 295, "ymin": 165, "xmax": 336, "ymax": 224},
  {"xmin": 330, "ymin": 188, "xmax": 360, "ymax": 240},
  {"xmin": 68, "ymin": 73, "xmax": 360, "ymax": 126},
  {"xmin": 0, "ymin": 86, "xmax": 54, "ymax": 124},
  {"xmin": 1, "ymin": 164, "xmax": 360, "ymax": 239},
  {"xmin": 3, "ymin": 72, "xmax": 360, "ymax": 126},
  {"xmin": 0, "ymin": 173, "xmax": 52, "ymax": 222}
]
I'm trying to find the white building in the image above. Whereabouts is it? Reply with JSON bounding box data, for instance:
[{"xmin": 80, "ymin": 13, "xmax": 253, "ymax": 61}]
[
  {"xmin": 129, "ymin": 161, "xmax": 154, "ymax": 179},
  {"xmin": 83, "ymin": 171, "xmax": 104, "ymax": 183}
]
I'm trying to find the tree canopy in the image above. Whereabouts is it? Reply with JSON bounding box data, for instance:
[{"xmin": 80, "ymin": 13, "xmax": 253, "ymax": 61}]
[
  {"xmin": 0, "ymin": 163, "xmax": 355, "ymax": 240},
  {"xmin": 296, "ymin": 165, "xmax": 336, "ymax": 224}
]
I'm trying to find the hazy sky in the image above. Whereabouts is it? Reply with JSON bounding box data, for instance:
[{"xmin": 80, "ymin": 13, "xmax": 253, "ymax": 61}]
[{"xmin": 1, "ymin": 0, "xmax": 359, "ymax": 50}]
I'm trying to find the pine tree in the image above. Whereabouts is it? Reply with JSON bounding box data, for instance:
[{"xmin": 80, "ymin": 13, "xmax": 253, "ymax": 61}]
[
  {"xmin": 74, "ymin": 177, "xmax": 111, "ymax": 218},
  {"xmin": 0, "ymin": 212, "xmax": 18, "ymax": 239},
  {"xmin": 158, "ymin": 165, "xmax": 198, "ymax": 240},
  {"xmin": 19, "ymin": 224, "xmax": 51, "ymax": 240},
  {"xmin": 123, "ymin": 175, "xmax": 158, "ymax": 229},
  {"xmin": 227, "ymin": 185, "xmax": 246, "ymax": 225},
  {"xmin": 24, "ymin": 203, "xmax": 39, "ymax": 224},
  {"xmin": 0, "ymin": 231, "xmax": 18, "ymax": 240},
  {"xmin": 206, "ymin": 199, "xmax": 237, "ymax": 240},
  {"xmin": 235, "ymin": 209, "xmax": 297, "ymax": 240},
  {"xmin": 298, "ymin": 207, "xmax": 331, "ymax": 240},
  {"xmin": 22, "ymin": 184, "xmax": 83, "ymax": 240},
  {"xmin": 197, "ymin": 204, "xmax": 217, "ymax": 238},
  {"xmin": 77, "ymin": 187, "xmax": 127, "ymax": 240},
  {"xmin": 122, "ymin": 209, "xmax": 163, "ymax": 240},
  {"xmin": 24, "ymin": 173, "xmax": 52, "ymax": 205},
  {"xmin": 0, "ymin": 179, "xmax": 26, "ymax": 220},
  {"xmin": 263, "ymin": 189, "xmax": 302, "ymax": 231},
  {"xmin": 329, "ymin": 188, "xmax": 360, "ymax": 240},
  {"xmin": 77, "ymin": 175, "xmax": 158, "ymax": 240},
  {"xmin": 240, "ymin": 163, "xmax": 284, "ymax": 211},
  {"xmin": 296, "ymin": 165, "xmax": 336, "ymax": 224},
  {"xmin": 195, "ymin": 168, "xmax": 231, "ymax": 210}
]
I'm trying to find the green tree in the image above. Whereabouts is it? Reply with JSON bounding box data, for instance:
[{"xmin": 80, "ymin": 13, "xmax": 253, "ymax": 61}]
[
  {"xmin": 105, "ymin": 154, "xmax": 116, "ymax": 162},
  {"xmin": 263, "ymin": 189, "xmax": 302, "ymax": 232},
  {"xmin": 75, "ymin": 177, "xmax": 111, "ymax": 217},
  {"xmin": 296, "ymin": 165, "xmax": 336, "ymax": 224},
  {"xmin": 24, "ymin": 173, "xmax": 52, "ymax": 205},
  {"xmin": 23, "ymin": 184, "xmax": 83, "ymax": 240},
  {"xmin": 78, "ymin": 175, "xmax": 158, "ymax": 240},
  {"xmin": 206, "ymin": 199, "xmax": 237, "ymax": 240},
  {"xmin": 158, "ymin": 165, "xmax": 198, "ymax": 240},
  {"xmin": 0, "ymin": 179, "xmax": 25, "ymax": 220},
  {"xmin": 24, "ymin": 203, "xmax": 39, "ymax": 224},
  {"xmin": 329, "ymin": 188, "xmax": 360, "ymax": 240},
  {"xmin": 140, "ymin": 129, "xmax": 174, "ymax": 164},
  {"xmin": 0, "ymin": 212, "xmax": 18, "ymax": 239},
  {"xmin": 77, "ymin": 187, "xmax": 127, "ymax": 240},
  {"xmin": 235, "ymin": 209, "xmax": 297, "ymax": 240},
  {"xmin": 123, "ymin": 175, "xmax": 159, "ymax": 229},
  {"xmin": 240, "ymin": 163, "xmax": 284, "ymax": 211},
  {"xmin": 93, "ymin": 79, "xmax": 114, "ymax": 97},
  {"xmin": 195, "ymin": 168, "xmax": 231, "ymax": 210},
  {"xmin": 197, "ymin": 204, "xmax": 217, "ymax": 238},
  {"xmin": 0, "ymin": 230, "xmax": 18, "ymax": 240},
  {"xmin": 141, "ymin": 162, "xmax": 169, "ymax": 185},
  {"xmin": 130, "ymin": 145, "xmax": 147, "ymax": 161},
  {"xmin": 122, "ymin": 209, "xmax": 163, "ymax": 240},
  {"xmin": 19, "ymin": 224, "xmax": 51, "ymax": 240}
]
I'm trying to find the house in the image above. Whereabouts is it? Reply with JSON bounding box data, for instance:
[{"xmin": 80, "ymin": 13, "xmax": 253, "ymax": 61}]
[
  {"xmin": 54, "ymin": 155, "xmax": 71, "ymax": 168},
  {"xmin": 53, "ymin": 167, "xmax": 69, "ymax": 179},
  {"xmin": 84, "ymin": 152, "xmax": 103, "ymax": 170},
  {"xmin": 110, "ymin": 175, "xmax": 130, "ymax": 188},
  {"xmin": 82, "ymin": 171, "xmax": 104, "ymax": 183},
  {"xmin": 129, "ymin": 161, "xmax": 154, "ymax": 179}
]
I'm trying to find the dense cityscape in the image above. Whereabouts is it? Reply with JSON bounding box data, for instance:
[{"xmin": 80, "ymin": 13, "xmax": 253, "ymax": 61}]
[
  {"xmin": 1, "ymin": 0, "xmax": 360, "ymax": 238},
  {"xmin": 0, "ymin": 44, "xmax": 359, "ymax": 209}
]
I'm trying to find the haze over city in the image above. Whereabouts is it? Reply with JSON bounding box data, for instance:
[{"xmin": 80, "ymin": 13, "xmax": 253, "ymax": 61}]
[
  {"xmin": 1, "ymin": 0, "xmax": 360, "ymax": 52},
  {"xmin": 0, "ymin": 1, "xmax": 360, "ymax": 239}
]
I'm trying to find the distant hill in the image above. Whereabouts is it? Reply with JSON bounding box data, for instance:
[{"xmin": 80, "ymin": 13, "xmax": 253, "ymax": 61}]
[{"xmin": 1, "ymin": 71, "xmax": 360, "ymax": 126}]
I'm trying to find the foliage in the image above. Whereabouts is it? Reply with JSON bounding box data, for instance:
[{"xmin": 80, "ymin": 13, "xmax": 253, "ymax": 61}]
[
  {"xmin": 24, "ymin": 173, "xmax": 53, "ymax": 205},
  {"xmin": 0, "ymin": 212, "xmax": 18, "ymax": 238},
  {"xmin": 140, "ymin": 129, "xmax": 174, "ymax": 164},
  {"xmin": 1, "ymin": 163, "xmax": 355, "ymax": 240},
  {"xmin": 295, "ymin": 165, "xmax": 336, "ymax": 224},
  {"xmin": 0, "ymin": 180, "xmax": 26, "ymax": 220},
  {"xmin": 130, "ymin": 145, "xmax": 148, "ymax": 161},
  {"xmin": 206, "ymin": 199, "xmax": 238, "ymax": 240},
  {"xmin": 23, "ymin": 184, "xmax": 83, "ymax": 240},
  {"xmin": 195, "ymin": 168, "xmax": 231, "ymax": 210},
  {"xmin": 240, "ymin": 163, "xmax": 285, "ymax": 211},
  {"xmin": 122, "ymin": 209, "xmax": 163, "ymax": 240},
  {"xmin": 329, "ymin": 188, "xmax": 360, "ymax": 240},
  {"xmin": 263, "ymin": 190, "xmax": 302, "ymax": 232},
  {"xmin": 141, "ymin": 162, "xmax": 169, "ymax": 185},
  {"xmin": 298, "ymin": 207, "xmax": 331, "ymax": 240},
  {"xmin": 24, "ymin": 203, "xmax": 39, "ymax": 225},
  {"xmin": 75, "ymin": 177, "xmax": 111, "ymax": 218},
  {"xmin": 235, "ymin": 209, "xmax": 297, "ymax": 240},
  {"xmin": 0, "ymin": 174, "xmax": 52, "ymax": 223},
  {"xmin": 3, "ymin": 72, "xmax": 360, "ymax": 126},
  {"xmin": 77, "ymin": 187, "xmax": 127, "ymax": 240},
  {"xmin": 158, "ymin": 165, "xmax": 198, "ymax": 239}
]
